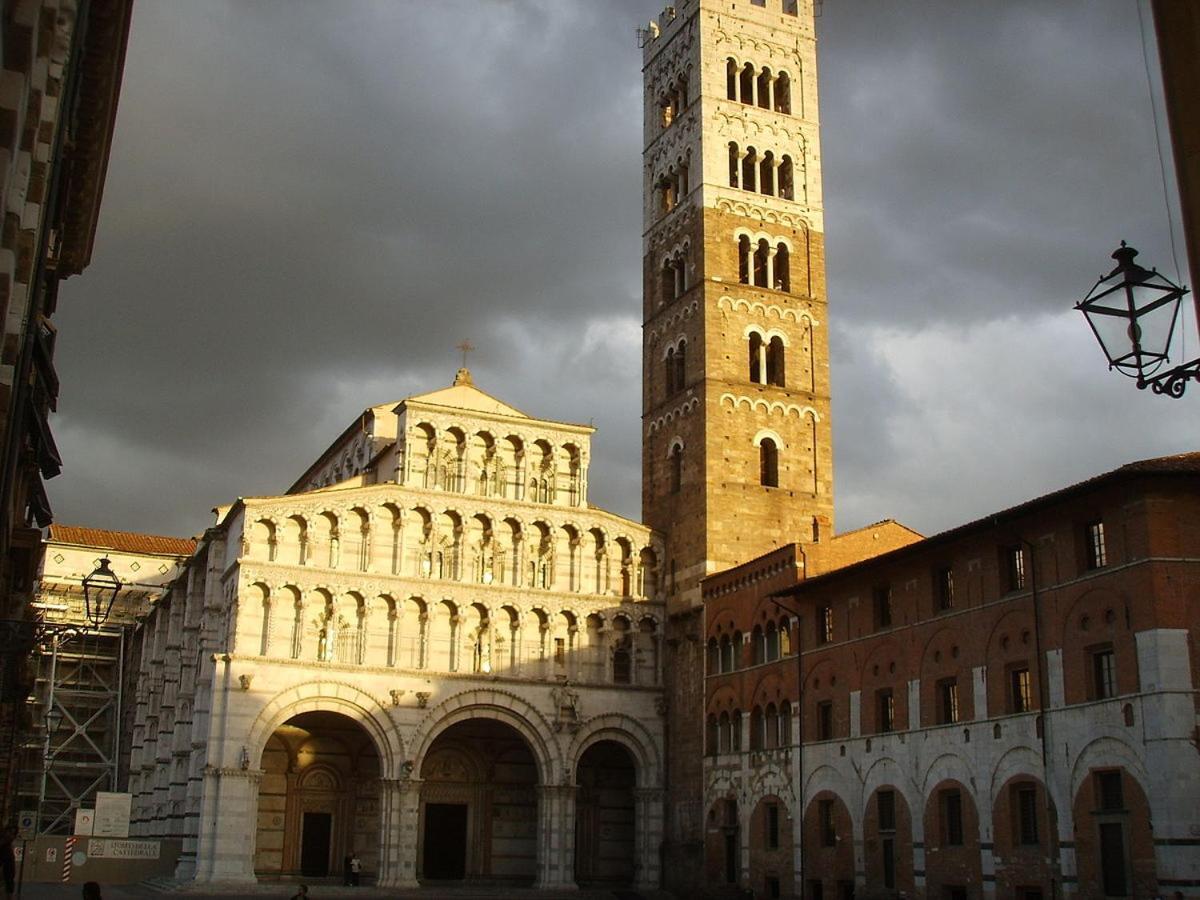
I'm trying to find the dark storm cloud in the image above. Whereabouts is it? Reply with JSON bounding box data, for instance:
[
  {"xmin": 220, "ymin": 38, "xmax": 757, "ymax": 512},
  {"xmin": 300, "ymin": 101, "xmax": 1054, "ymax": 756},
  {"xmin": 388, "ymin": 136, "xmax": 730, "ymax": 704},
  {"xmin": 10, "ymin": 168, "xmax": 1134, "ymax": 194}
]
[{"xmin": 48, "ymin": 1, "xmax": 1199, "ymax": 542}]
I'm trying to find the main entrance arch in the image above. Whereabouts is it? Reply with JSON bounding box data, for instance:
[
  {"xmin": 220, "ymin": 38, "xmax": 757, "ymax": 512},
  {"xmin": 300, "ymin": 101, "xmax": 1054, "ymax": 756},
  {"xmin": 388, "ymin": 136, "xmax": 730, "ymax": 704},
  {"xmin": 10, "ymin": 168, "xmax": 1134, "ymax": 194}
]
[
  {"xmin": 574, "ymin": 739, "xmax": 637, "ymax": 886},
  {"xmin": 255, "ymin": 711, "xmax": 381, "ymax": 880},
  {"xmin": 418, "ymin": 718, "xmax": 539, "ymax": 885}
]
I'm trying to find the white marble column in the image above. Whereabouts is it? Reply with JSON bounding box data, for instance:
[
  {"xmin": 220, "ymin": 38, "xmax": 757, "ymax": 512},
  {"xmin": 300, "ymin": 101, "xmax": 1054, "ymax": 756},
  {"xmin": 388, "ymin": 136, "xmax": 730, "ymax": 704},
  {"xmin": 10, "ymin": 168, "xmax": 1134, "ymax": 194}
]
[
  {"xmin": 193, "ymin": 766, "xmax": 262, "ymax": 883},
  {"xmin": 633, "ymin": 787, "xmax": 664, "ymax": 890},
  {"xmin": 377, "ymin": 777, "xmax": 421, "ymax": 887},
  {"xmin": 535, "ymin": 784, "xmax": 578, "ymax": 889}
]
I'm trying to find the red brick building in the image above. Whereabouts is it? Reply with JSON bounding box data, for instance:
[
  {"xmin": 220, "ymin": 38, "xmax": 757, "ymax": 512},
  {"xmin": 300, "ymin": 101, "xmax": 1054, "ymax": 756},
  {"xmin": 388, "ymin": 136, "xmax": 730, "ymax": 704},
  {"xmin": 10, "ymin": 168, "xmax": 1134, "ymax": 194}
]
[{"xmin": 702, "ymin": 454, "xmax": 1200, "ymax": 899}]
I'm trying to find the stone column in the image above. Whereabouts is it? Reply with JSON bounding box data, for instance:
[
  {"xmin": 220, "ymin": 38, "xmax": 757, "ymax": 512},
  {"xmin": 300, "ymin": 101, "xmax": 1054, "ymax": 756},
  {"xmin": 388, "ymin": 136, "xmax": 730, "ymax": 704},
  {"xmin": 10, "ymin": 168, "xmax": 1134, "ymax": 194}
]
[
  {"xmin": 377, "ymin": 777, "xmax": 421, "ymax": 888},
  {"xmin": 633, "ymin": 787, "xmax": 664, "ymax": 890},
  {"xmin": 535, "ymin": 784, "xmax": 578, "ymax": 889},
  {"xmin": 193, "ymin": 766, "xmax": 262, "ymax": 883}
]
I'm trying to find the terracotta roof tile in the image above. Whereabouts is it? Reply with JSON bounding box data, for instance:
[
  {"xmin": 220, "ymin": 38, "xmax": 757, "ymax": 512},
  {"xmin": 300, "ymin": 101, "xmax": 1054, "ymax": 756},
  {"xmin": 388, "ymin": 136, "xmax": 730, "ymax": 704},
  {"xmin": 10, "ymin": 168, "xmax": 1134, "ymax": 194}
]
[{"xmin": 47, "ymin": 525, "xmax": 196, "ymax": 558}]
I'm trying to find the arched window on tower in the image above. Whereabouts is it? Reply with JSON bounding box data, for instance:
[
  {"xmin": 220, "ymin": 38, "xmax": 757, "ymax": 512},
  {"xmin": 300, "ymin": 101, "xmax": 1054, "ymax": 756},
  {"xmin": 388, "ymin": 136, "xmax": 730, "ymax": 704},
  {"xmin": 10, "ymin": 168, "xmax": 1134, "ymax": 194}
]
[
  {"xmin": 659, "ymin": 173, "xmax": 676, "ymax": 213},
  {"xmin": 748, "ymin": 331, "xmax": 763, "ymax": 383},
  {"xmin": 661, "ymin": 259, "xmax": 675, "ymax": 304},
  {"xmin": 766, "ymin": 336, "xmax": 786, "ymax": 387},
  {"xmin": 774, "ymin": 243, "xmax": 790, "ymax": 293},
  {"xmin": 760, "ymin": 151, "xmax": 775, "ymax": 196},
  {"xmin": 779, "ymin": 700, "xmax": 793, "ymax": 744},
  {"xmin": 675, "ymin": 339, "xmax": 686, "ymax": 391},
  {"xmin": 760, "ymin": 437, "xmax": 779, "ymax": 488},
  {"xmin": 738, "ymin": 235, "xmax": 751, "ymax": 285},
  {"xmin": 728, "ymin": 142, "xmax": 739, "ymax": 188},
  {"xmin": 740, "ymin": 62, "xmax": 755, "ymax": 104},
  {"xmin": 779, "ymin": 155, "xmax": 794, "ymax": 200},
  {"xmin": 753, "ymin": 239, "xmax": 770, "ymax": 288},
  {"xmin": 678, "ymin": 159, "xmax": 689, "ymax": 196},
  {"xmin": 726, "ymin": 58, "xmax": 738, "ymax": 100},
  {"xmin": 757, "ymin": 67, "xmax": 772, "ymax": 110},
  {"xmin": 665, "ymin": 346, "xmax": 677, "ymax": 395},
  {"xmin": 775, "ymin": 71, "xmax": 792, "ymax": 114},
  {"xmin": 669, "ymin": 442, "xmax": 683, "ymax": 494},
  {"xmin": 742, "ymin": 147, "xmax": 757, "ymax": 193},
  {"xmin": 784, "ymin": 0, "xmax": 798, "ymax": 15}
]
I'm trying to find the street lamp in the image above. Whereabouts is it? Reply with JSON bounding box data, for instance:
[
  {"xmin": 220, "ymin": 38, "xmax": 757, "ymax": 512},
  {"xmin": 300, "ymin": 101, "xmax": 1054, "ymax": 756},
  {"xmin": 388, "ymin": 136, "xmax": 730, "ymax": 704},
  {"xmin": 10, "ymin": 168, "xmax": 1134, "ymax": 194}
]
[
  {"xmin": 81, "ymin": 557, "xmax": 122, "ymax": 629},
  {"xmin": 1077, "ymin": 242, "xmax": 1196, "ymax": 397},
  {"xmin": 43, "ymin": 706, "xmax": 63, "ymax": 739}
]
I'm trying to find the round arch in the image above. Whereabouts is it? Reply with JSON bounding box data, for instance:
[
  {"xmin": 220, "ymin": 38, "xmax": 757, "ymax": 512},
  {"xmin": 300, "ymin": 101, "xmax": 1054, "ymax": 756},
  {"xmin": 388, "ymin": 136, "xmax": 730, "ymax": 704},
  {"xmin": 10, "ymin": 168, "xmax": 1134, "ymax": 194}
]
[
  {"xmin": 568, "ymin": 714, "xmax": 662, "ymax": 787},
  {"xmin": 246, "ymin": 680, "xmax": 401, "ymax": 775},
  {"xmin": 408, "ymin": 688, "xmax": 561, "ymax": 785}
]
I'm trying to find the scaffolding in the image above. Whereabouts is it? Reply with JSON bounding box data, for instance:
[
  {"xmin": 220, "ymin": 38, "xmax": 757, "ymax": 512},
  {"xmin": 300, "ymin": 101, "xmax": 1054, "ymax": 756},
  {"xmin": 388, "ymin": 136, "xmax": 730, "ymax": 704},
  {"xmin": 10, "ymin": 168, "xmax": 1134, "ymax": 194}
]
[{"xmin": 13, "ymin": 625, "xmax": 126, "ymax": 834}]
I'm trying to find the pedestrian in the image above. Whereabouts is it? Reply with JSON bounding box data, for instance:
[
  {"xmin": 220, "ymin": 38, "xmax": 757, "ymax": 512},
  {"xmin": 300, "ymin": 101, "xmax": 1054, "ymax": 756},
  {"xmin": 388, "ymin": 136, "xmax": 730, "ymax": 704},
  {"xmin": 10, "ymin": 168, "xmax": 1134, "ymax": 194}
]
[
  {"xmin": 0, "ymin": 827, "xmax": 15, "ymax": 900},
  {"xmin": 289, "ymin": 884, "xmax": 308, "ymax": 900},
  {"xmin": 349, "ymin": 852, "xmax": 361, "ymax": 887},
  {"xmin": 81, "ymin": 882, "xmax": 102, "ymax": 900}
]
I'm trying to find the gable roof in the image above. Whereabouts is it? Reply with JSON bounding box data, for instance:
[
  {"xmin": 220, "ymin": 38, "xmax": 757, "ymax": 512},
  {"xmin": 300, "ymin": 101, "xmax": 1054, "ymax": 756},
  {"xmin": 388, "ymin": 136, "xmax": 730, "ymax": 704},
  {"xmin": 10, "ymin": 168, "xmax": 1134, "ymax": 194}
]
[
  {"xmin": 401, "ymin": 381, "xmax": 532, "ymax": 420},
  {"xmin": 47, "ymin": 525, "xmax": 197, "ymax": 558}
]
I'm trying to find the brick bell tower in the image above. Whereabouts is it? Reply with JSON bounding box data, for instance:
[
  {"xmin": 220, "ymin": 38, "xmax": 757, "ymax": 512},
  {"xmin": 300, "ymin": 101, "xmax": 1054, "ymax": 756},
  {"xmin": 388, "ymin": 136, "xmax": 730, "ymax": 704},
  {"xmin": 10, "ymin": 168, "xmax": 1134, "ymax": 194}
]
[
  {"xmin": 641, "ymin": 0, "xmax": 833, "ymax": 612},
  {"xmin": 640, "ymin": 2, "xmax": 833, "ymax": 889}
]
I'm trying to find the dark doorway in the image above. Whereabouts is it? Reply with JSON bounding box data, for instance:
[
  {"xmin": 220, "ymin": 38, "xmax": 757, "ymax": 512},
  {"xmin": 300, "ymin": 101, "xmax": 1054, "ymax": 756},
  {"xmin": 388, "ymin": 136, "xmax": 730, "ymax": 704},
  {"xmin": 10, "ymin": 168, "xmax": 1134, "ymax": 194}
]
[
  {"xmin": 300, "ymin": 812, "xmax": 332, "ymax": 877},
  {"xmin": 424, "ymin": 803, "xmax": 468, "ymax": 879},
  {"xmin": 724, "ymin": 830, "xmax": 738, "ymax": 883},
  {"xmin": 574, "ymin": 740, "xmax": 636, "ymax": 885}
]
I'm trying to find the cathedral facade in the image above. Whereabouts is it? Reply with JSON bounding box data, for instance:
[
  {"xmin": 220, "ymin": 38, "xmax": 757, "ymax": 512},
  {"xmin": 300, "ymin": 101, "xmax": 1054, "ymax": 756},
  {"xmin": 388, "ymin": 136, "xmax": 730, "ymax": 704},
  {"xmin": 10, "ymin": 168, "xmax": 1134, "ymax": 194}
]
[{"xmin": 127, "ymin": 373, "xmax": 665, "ymax": 888}]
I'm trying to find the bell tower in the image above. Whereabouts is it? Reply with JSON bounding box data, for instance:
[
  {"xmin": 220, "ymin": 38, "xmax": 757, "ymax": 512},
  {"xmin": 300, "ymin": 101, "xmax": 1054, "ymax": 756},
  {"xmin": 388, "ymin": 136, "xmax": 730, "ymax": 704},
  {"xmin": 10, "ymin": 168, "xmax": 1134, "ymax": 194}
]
[{"xmin": 641, "ymin": 0, "xmax": 833, "ymax": 611}]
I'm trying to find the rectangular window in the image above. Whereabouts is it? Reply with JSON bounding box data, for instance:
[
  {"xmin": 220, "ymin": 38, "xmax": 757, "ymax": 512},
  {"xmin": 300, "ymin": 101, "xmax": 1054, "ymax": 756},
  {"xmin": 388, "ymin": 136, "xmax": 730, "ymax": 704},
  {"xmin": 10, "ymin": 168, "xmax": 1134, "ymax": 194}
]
[
  {"xmin": 819, "ymin": 798, "xmax": 836, "ymax": 847},
  {"xmin": 1015, "ymin": 783, "xmax": 1039, "ymax": 845},
  {"xmin": 1005, "ymin": 545, "xmax": 1026, "ymax": 591},
  {"xmin": 873, "ymin": 585, "xmax": 892, "ymax": 630},
  {"xmin": 1010, "ymin": 665, "xmax": 1033, "ymax": 713},
  {"xmin": 766, "ymin": 802, "xmax": 779, "ymax": 849},
  {"xmin": 936, "ymin": 566, "xmax": 955, "ymax": 611},
  {"xmin": 1092, "ymin": 646, "xmax": 1117, "ymax": 699},
  {"xmin": 766, "ymin": 877, "xmax": 781, "ymax": 899},
  {"xmin": 817, "ymin": 605, "xmax": 833, "ymax": 644},
  {"xmin": 877, "ymin": 790, "xmax": 896, "ymax": 832},
  {"xmin": 937, "ymin": 678, "xmax": 960, "ymax": 724},
  {"xmin": 554, "ymin": 637, "xmax": 566, "ymax": 665},
  {"xmin": 809, "ymin": 881, "xmax": 824, "ymax": 900},
  {"xmin": 1099, "ymin": 822, "xmax": 1128, "ymax": 896},
  {"xmin": 1085, "ymin": 520, "xmax": 1107, "ymax": 569},
  {"xmin": 816, "ymin": 700, "xmax": 833, "ymax": 740},
  {"xmin": 877, "ymin": 689, "xmax": 895, "ymax": 733},
  {"xmin": 942, "ymin": 789, "xmax": 963, "ymax": 846},
  {"xmin": 1096, "ymin": 771, "xmax": 1124, "ymax": 811}
]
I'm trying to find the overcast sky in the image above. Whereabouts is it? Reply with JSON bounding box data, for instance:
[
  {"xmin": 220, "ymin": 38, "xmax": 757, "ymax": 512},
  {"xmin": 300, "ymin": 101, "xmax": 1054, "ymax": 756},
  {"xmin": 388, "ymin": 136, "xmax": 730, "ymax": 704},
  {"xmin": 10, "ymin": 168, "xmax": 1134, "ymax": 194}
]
[{"xmin": 48, "ymin": 0, "xmax": 1199, "ymax": 543}]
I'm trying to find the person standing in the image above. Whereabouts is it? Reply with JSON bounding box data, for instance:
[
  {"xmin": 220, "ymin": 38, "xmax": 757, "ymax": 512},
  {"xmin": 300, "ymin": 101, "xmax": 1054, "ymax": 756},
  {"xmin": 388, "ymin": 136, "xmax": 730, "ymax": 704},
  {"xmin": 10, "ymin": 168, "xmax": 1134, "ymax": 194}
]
[{"xmin": 349, "ymin": 852, "xmax": 361, "ymax": 887}]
